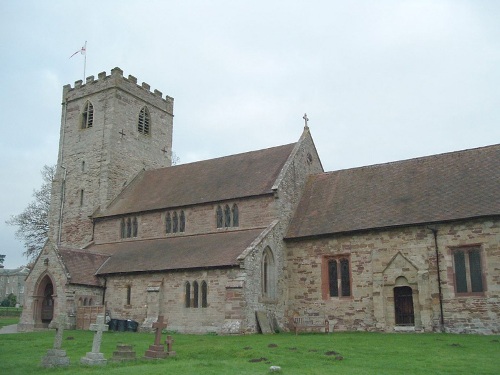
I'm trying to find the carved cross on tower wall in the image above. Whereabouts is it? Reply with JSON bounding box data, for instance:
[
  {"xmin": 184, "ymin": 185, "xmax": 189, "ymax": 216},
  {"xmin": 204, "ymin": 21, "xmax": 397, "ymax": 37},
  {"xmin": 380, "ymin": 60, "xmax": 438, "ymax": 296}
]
[
  {"xmin": 161, "ymin": 146, "xmax": 169, "ymax": 157},
  {"xmin": 119, "ymin": 129, "xmax": 126, "ymax": 138}
]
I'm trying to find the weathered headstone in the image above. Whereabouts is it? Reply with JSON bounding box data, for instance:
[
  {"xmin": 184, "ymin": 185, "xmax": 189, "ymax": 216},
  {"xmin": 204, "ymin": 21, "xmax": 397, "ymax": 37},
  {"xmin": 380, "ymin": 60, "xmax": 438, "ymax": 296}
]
[
  {"xmin": 41, "ymin": 315, "xmax": 70, "ymax": 368},
  {"xmin": 81, "ymin": 314, "xmax": 108, "ymax": 366},
  {"xmin": 165, "ymin": 335, "xmax": 177, "ymax": 357},
  {"xmin": 256, "ymin": 311, "xmax": 274, "ymax": 334},
  {"xmin": 110, "ymin": 344, "xmax": 137, "ymax": 362},
  {"xmin": 144, "ymin": 315, "xmax": 168, "ymax": 359}
]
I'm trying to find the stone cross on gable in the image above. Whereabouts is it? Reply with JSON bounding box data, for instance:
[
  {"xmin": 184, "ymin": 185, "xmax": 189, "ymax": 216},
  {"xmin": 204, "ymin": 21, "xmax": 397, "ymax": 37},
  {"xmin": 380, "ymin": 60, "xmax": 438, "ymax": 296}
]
[
  {"xmin": 303, "ymin": 113, "xmax": 309, "ymax": 129},
  {"xmin": 152, "ymin": 315, "xmax": 168, "ymax": 346},
  {"xmin": 49, "ymin": 315, "xmax": 67, "ymax": 350},
  {"xmin": 89, "ymin": 314, "xmax": 109, "ymax": 353}
]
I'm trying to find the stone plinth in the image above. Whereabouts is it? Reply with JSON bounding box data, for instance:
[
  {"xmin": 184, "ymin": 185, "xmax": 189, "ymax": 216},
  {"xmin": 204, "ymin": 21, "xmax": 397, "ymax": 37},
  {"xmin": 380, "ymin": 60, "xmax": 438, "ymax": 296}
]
[
  {"xmin": 144, "ymin": 344, "xmax": 168, "ymax": 359},
  {"xmin": 81, "ymin": 352, "xmax": 107, "ymax": 366},
  {"xmin": 111, "ymin": 344, "xmax": 136, "ymax": 362},
  {"xmin": 41, "ymin": 349, "xmax": 70, "ymax": 368}
]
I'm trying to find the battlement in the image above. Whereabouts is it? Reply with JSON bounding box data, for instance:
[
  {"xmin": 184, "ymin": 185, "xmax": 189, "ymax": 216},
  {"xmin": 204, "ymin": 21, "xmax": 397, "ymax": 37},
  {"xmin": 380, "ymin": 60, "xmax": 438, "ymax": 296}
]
[{"xmin": 62, "ymin": 67, "xmax": 173, "ymax": 112}]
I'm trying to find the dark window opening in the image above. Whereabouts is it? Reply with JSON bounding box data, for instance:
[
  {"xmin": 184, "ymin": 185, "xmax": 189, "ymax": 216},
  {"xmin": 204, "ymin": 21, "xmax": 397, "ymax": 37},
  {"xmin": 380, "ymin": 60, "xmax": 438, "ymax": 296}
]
[
  {"xmin": 193, "ymin": 281, "xmax": 199, "ymax": 308},
  {"xmin": 216, "ymin": 205, "xmax": 223, "ymax": 228},
  {"xmin": 232, "ymin": 204, "xmax": 239, "ymax": 227},
  {"xmin": 180, "ymin": 210, "xmax": 185, "ymax": 232},
  {"xmin": 138, "ymin": 106, "xmax": 150, "ymax": 135},
  {"xmin": 201, "ymin": 281, "xmax": 208, "ymax": 308},
  {"xmin": 126, "ymin": 285, "xmax": 131, "ymax": 305},
  {"xmin": 327, "ymin": 257, "xmax": 351, "ymax": 297},
  {"xmin": 185, "ymin": 282, "xmax": 191, "ymax": 308},
  {"xmin": 166, "ymin": 212, "xmax": 172, "ymax": 233},
  {"xmin": 453, "ymin": 247, "xmax": 484, "ymax": 294},
  {"xmin": 81, "ymin": 101, "xmax": 94, "ymax": 129}
]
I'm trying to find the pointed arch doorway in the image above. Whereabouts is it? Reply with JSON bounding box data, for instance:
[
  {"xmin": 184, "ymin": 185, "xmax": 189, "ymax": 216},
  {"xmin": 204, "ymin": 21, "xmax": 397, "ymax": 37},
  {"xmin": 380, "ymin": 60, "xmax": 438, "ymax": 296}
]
[
  {"xmin": 35, "ymin": 274, "xmax": 55, "ymax": 327},
  {"xmin": 394, "ymin": 286, "xmax": 414, "ymax": 326}
]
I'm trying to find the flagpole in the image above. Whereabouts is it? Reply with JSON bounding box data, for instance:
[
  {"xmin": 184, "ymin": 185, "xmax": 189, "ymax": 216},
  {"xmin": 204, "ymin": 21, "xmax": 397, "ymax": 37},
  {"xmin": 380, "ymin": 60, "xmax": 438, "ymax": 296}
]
[{"xmin": 83, "ymin": 41, "xmax": 87, "ymax": 81}]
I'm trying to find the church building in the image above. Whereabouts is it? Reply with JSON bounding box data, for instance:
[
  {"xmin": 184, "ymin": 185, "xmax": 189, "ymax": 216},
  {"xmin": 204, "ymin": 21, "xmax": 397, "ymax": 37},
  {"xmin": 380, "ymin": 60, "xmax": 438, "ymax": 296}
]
[{"xmin": 19, "ymin": 68, "xmax": 499, "ymax": 334}]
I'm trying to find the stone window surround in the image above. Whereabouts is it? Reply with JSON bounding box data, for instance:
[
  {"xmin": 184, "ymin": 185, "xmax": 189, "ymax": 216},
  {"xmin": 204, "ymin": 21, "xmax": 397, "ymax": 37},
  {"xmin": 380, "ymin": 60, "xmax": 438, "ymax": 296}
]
[
  {"xmin": 321, "ymin": 254, "xmax": 352, "ymax": 300},
  {"xmin": 81, "ymin": 100, "xmax": 94, "ymax": 129},
  {"xmin": 450, "ymin": 245, "xmax": 486, "ymax": 296},
  {"xmin": 216, "ymin": 203, "xmax": 239, "ymax": 229},
  {"xmin": 184, "ymin": 280, "xmax": 208, "ymax": 308},
  {"xmin": 138, "ymin": 106, "xmax": 151, "ymax": 135},
  {"xmin": 165, "ymin": 210, "xmax": 186, "ymax": 234}
]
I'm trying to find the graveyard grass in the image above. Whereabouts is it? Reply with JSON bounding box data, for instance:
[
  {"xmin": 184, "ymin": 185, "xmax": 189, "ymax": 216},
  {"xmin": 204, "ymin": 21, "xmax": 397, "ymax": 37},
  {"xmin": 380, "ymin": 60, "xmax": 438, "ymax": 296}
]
[{"xmin": 0, "ymin": 325, "xmax": 498, "ymax": 374}]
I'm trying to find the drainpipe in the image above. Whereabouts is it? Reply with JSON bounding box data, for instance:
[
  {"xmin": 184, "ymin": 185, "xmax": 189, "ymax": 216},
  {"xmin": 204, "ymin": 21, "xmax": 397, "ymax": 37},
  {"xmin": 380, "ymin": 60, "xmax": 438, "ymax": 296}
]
[
  {"xmin": 429, "ymin": 227, "xmax": 445, "ymax": 331},
  {"xmin": 102, "ymin": 276, "xmax": 107, "ymax": 306}
]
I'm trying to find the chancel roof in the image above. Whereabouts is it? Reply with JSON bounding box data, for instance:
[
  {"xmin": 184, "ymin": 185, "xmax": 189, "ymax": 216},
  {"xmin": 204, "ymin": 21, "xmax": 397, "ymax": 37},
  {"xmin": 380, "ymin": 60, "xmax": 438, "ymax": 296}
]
[
  {"xmin": 58, "ymin": 248, "xmax": 110, "ymax": 286},
  {"xmin": 286, "ymin": 144, "xmax": 500, "ymax": 239},
  {"xmin": 93, "ymin": 228, "xmax": 266, "ymax": 274},
  {"xmin": 98, "ymin": 143, "xmax": 296, "ymax": 217}
]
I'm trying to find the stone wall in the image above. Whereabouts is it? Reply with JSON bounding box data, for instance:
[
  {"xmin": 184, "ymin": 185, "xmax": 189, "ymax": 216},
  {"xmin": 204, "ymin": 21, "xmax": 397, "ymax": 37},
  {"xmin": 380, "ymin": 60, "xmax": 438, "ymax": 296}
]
[
  {"xmin": 93, "ymin": 195, "xmax": 276, "ymax": 244},
  {"xmin": 103, "ymin": 267, "xmax": 240, "ymax": 334},
  {"xmin": 285, "ymin": 218, "xmax": 500, "ymax": 334}
]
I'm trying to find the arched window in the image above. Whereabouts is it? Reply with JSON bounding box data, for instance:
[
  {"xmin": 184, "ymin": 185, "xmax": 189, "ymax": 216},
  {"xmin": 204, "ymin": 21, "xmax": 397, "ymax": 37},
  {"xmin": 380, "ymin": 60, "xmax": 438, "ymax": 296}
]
[
  {"xmin": 83, "ymin": 297, "xmax": 88, "ymax": 306},
  {"xmin": 132, "ymin": 217, "xmax": 138, "ymax": 237},
  {"xmin": 120, "ymin": 218, "xmax": 126, "ymax": 238},
  {"xmin": 216, "ymin": 205, "xmax": 223, "ymax": 228},
  {"xmin": 232, "ymin": 204, "xmax": 239, "ymax": 227},
  {"xmin": 224, "ymin": 204, "xmax": 231, "ymax": 227},
  {"xmin": 78, "ymin": 297, "xmax": 83, "ymax": 306},
  {"xmin": 126, "ymin": 285, "xmax": 131, "ymax": 305},
  {"xmin": 327, "ymin": 257, "xmax": 351, "ymax": 297},
  {"xmin": 173, "ymin": 211, "xmax": 178, "ymax": 233},
  {"xmin": 126, "ymin": 217, "xmax": 132, "ymax": 238},
  {"xmin": 81, "ymin": 101, "xmax": 94, "ymax": 129},
  {"xmin": 88, "ymin": 298, "xmax": 93, "ymax": 306},
  {"xmin": 180, "ymin": 210, "xmax": 185, "ymax": 232},
  {"xmin": 193, "ymin": 281, "xmax": 199, "ymax": 308},
  {"xmin": 201, "ymin": 281, "xmax": 208, "ymax": 308},
  {"xmin": 138, "ymin": 106, "xmax": 150, "ymax": 135},
  {"xmin": 262, "ymin": 247, "xmax": 276, "ymax": 299},
  {"xmin": 166, "ymin": 212, "xmax": 172, "ymax": 233},
  {"xmin": 185, "ymin": 282, "xmax": 191, "ymax": 308}
]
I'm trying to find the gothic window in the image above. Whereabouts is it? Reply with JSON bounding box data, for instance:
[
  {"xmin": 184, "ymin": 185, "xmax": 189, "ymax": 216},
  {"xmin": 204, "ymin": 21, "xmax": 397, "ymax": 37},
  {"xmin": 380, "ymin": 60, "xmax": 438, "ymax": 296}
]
[
  {"xmin": 326, "ymin": 256, "xmax": 351, "ymax": 298},
  {"xmin": 166, "ymin": 212, "xmax": 172, "ymax": 233},
  {"xmin": 81, "ymin": 101, "xmax": 94, "ymax": 129},
  {"xmin": 224, "ymin": 204, "xmax": 231, "ymax": 227},
  {"xmin": 262, "ymin": 247, "xmax": 276, "ymax": 299},
  {"xmin": 121, "ymin": 216, "xmax": 138, "ymax": 239},
  {"xmin": 185, "ymin": 282, "xmax": 191, "ymax": 308},
  {"xmin": 193, "ymin": 281, "xmax": 199, "ymax": 308},
  {"xmin": 453, "ymin": 247, "xmax": 484, "ymax": 294},
  {"xmin": 216, "ymin": 205, "xmax": 223, "ymax": 228},
  {"xmin": 173, "ymin": 211, "xmax": 178, "ymax": 233},
  {"xmin": 180, "ymin": 210, "xmax": 185, "ymax": 232},
  {"xmin": 132, "ymin": 217, "xmax": 138, "ymax": 237},
  {"xmin": 232, "ymin": 204, "xmax": 239, "ymax": 227},
  {"xmin": 126, "ymin": 285, "xmax": 131, "ymax": 305},
  {"xmin": 126, "ymin": 217, "xmax": 132, "ymax": 238},
  {"xmin": 201, "ymin": 281, "xmax": 208, "ymax": 308},
  {"xmin": 138, "ymin": 106, "xmax": 150, "ymax": 135},
  {"xmin": 120, "ymin": 219, "xmax": 126, "ymax": 238}
]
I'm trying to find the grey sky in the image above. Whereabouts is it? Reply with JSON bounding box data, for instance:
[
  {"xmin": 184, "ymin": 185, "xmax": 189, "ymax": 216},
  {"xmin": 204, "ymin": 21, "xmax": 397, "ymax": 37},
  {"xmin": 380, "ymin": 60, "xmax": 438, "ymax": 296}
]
[{"xmin": 1, "ymin": 1, "xmax": 499, "ymax": 268}]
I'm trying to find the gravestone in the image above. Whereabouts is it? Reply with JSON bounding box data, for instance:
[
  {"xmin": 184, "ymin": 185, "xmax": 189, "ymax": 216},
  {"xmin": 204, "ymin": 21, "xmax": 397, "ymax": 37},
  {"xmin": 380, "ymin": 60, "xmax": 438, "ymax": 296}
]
[
  {"xmin": 256, "ymin": 311, "xmax": 274, "ymax": 334},
  {"xmin": 110, "ymin": 344, "xmax": 137, "ymax": 362},
  {"xmin": 165, "ymin": 335, "xmax": 177, "ymax": 357},
  {"xmin": 144, "ymin": 315, "xmax": 168, "ymax": 359},
  {"xmin": 81, "ymin": 314, "xmax": 108, "ymax": 365},
  {"xmin": 41, "ymin": 315, "xmax": 70, "ymax": 368}
]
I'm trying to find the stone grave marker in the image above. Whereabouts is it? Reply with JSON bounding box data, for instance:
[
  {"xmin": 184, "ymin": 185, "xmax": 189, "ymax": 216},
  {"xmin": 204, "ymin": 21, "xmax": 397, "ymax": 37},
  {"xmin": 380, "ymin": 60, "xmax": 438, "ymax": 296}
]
[
  {"xmin": 165, "ymin": 335, "xmax": 176, "ymax": 357},
  {"xmin": 81, "ymin": 314, "xmax": 108, "ymax": 366},
  {"xmin": 41, "ymin": 315, "xmax": 70, "ymax": 368},
  {"xmin": 110, "ymin": 344, "xmax": 137, "ymax": 362}
]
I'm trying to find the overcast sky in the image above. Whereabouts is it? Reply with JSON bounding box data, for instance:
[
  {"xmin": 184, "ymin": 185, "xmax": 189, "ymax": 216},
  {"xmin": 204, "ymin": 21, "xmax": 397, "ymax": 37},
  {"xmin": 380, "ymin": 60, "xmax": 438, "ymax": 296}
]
[{"xmin": 0, "ymin": 1, "xmax": 499, "ymax": 269}]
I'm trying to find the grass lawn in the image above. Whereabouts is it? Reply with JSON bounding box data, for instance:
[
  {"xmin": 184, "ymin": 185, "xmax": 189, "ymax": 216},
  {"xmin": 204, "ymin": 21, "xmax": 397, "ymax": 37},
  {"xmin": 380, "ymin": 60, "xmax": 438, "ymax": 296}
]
[
  {"xmin": 0, "ymin": 329, "xmax": 498, "ymax": 374},
  {"xmin": 0, "ymin": 316, "xmax": 19, "ymax": 329}
]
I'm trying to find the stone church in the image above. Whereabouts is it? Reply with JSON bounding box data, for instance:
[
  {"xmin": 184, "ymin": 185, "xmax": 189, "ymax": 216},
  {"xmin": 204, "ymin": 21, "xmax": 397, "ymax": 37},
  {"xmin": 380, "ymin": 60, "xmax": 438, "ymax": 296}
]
[{"xmin": 19, "ymin": 68, "xmax": 499, "ymax": 334}]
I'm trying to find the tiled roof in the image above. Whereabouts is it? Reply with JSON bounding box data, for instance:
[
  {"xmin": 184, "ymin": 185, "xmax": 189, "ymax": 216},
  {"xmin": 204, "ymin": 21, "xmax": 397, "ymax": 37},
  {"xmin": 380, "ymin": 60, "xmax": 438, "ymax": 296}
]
[
  {"xmin": 286, "ymin": 144, "xmax": 500, "ymax": 239},
  {"xmin": 97, "ymin": 143, "xmax": 296, "ymax": 217},
  {"xmin": 58, "ymin": 248, "xmax": 110, "ymax": 286},
  {"xmin": 93, "ymin": 228, "xmax": 266, "ymax": 274}
]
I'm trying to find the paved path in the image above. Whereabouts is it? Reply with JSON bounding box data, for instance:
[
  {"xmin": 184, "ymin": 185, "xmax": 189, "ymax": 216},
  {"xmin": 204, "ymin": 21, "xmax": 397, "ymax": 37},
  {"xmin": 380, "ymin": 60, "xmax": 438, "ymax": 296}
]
[{"xmin": 0, "ymin": 324, "xmax": 18, "ymax": 334}]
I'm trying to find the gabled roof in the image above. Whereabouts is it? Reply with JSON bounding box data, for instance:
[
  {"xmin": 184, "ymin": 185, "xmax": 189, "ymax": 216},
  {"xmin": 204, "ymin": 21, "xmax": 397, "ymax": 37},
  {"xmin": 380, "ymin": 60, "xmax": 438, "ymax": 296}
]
[
  {"xmin": 286, "ymin": 144, "xmax": 500, "ymax": 239},
  {"xmin": 58, "ymin": 248, "xmax": 110, "ymax": 286},
  {"xmin": 97, "ymin": 143, "xmax": 296, "ymax": 217},
  {"xmin": 94, "ymin": 228, "xmax": 266, "ymax": 275}
]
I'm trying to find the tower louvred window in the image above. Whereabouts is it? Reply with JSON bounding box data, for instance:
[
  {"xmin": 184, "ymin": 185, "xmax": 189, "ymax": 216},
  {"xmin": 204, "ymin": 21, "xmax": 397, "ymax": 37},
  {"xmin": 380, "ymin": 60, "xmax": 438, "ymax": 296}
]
[
  {"xmin": 138, "ymin": 106, "xmax": 150, "ymax": 135},
  {"xmin": 81, "ymin": 101, "xmax": 94, "ymax": 129}
]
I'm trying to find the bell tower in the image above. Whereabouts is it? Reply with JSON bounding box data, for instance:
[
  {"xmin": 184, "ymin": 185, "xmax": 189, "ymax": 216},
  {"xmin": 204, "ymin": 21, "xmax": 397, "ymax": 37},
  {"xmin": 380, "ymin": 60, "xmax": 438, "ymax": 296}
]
[{"xmin": 48, "ymin": 67, "xmax": 174, "ymax": 247}]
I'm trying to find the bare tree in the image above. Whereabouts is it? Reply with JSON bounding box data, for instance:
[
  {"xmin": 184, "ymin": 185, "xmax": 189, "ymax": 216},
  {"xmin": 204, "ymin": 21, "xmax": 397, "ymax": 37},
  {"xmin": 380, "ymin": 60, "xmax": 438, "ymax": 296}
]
[{"xmin": 6, "ymin": 165, "xmax": 55, "ymax": 262}]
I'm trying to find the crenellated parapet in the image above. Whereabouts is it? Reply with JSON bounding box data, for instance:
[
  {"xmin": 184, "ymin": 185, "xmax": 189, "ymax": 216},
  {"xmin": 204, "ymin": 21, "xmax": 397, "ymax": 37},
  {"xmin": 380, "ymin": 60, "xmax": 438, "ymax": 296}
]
[{"xmin": 62, "ymin": 67, "xmax": 174, "ymax": 114}]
